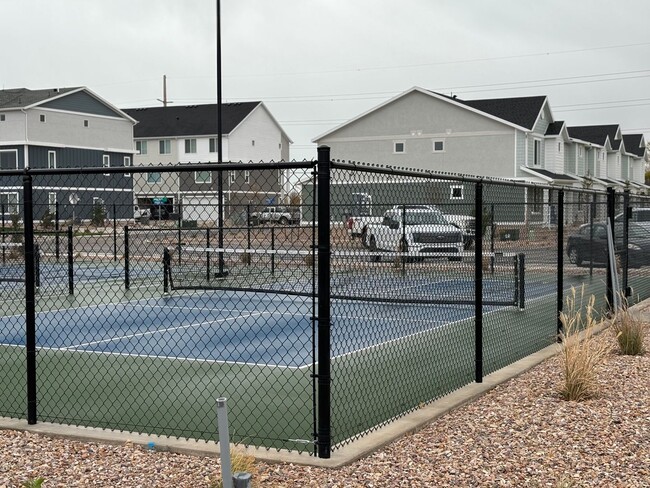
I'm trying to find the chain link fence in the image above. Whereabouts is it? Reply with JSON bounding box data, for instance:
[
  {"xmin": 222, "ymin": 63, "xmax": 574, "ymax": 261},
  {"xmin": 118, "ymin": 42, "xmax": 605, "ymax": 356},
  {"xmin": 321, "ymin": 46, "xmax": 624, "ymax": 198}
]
[{"xmin": 1, "ymin": 151, "xmax": 649, "ymax": 457}]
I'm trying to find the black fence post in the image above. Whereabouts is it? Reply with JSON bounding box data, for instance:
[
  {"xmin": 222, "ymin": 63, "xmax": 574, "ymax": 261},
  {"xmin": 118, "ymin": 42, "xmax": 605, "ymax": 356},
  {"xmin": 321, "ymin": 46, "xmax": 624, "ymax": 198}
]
[
  {"xmin": 163, "ymin": 247, "xmax": 170, "ymax": 294},
  {"xmin": 316, "ymin": 145, "xmax": 332, "ymax": 459},
  {"xmin": 557, "ymin": 189, "xmax": 564, "ymax": 341},
  {"xmin": 1, "ymin": 202, "xmax": 5, "ymax": 265},
  {"xmin": 206, "ymin": 228, "xmax": 211, "ymax": 282},
  {"xmin": 23, "ymin": 173, "xmax": 37, "ymax": 425},
  {"xmin": 55, "ymin": 201, "xmax": 60, "ymax": 262},
  {"xmin": 124, "ymin": 225, "xmax": 130, "ymax": 290},
  {"xmin": 606, "ymin": 187, "xmax": 615, "ymax": 313},
  {"xmin": 67, "ymin": 226, "xmax": 74, "ymax": 295},
  {"xmin": 474, "ymin": 180, "xmax": 483, "ymax": 383},
  {"xmin": 622, "ymin": 189, "xmax": 630, "ymax": 299},
  {"xmin": 113, "ymin": 203, "xmax": 117, "ymax": 262}
]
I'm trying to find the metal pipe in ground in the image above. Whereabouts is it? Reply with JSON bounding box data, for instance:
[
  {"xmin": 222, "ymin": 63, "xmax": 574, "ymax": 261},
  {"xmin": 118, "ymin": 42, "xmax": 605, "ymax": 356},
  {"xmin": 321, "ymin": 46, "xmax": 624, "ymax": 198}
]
[{"xmin": 216, "ymin": 397, "xmax": 233, "ymax": 488}]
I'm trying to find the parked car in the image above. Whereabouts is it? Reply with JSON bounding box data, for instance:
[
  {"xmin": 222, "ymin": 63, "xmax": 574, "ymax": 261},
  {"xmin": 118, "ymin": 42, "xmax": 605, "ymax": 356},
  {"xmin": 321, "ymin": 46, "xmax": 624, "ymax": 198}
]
[
  {"xmin": 566, "ymin": 221, "xmax": 650, "ymax": 268},
  {"xmin": 364, "ymin": 208, "xmax": 464, "ymax": 261},
  {"xmin": 615, "ymin": 207, "xmax": 650, "ymax": 232},
  {"xmin": 249, "ymin": 206, "xmax": 300, "ymax": 226},
  {"xmin": 150, "ymin": 205, "xmax": 170, "ymax": 220}
]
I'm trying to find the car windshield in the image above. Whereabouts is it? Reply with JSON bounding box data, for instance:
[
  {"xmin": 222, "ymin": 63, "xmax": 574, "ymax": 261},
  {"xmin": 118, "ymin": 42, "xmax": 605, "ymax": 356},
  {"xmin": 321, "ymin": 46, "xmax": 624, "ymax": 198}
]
[{"xmin": 404, "ymin": 212, "xmax": 449, "ymax": 225}]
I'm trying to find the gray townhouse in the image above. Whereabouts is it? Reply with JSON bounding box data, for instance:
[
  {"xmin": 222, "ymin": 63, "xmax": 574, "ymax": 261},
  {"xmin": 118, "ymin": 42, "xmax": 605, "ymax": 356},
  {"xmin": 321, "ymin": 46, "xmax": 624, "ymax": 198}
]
[
  {"xmin": 0, "ymin": 87, "xmax": 137, "ymax": 222},
  {"xmin": 122, "ymin": 102, "xmax": 292, "ymax": 223},
  {"xmin": 310, "ymin": 86, "xmax": 647, "ymax": 224}
]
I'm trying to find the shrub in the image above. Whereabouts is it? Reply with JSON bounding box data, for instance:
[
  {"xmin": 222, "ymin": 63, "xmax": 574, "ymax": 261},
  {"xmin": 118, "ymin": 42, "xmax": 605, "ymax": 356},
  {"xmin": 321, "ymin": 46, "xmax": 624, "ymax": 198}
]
[
  {"xmin": 611, "ymin": 297, "xmax": 647, "ymax": 356},
  {"xmin": 91, "ymin": 202, "xmax": 106, "ymax": 226},
  {"xmin": 558, "ymin": 287, "xmax": 610, "ymax": 402},
  {"xmin": 21, "ymin": 478, "xmax": 45, "ymax": 488},
  {"xmin": 209, "ymin": 446, "xmax": 257, "ymax": 488}
]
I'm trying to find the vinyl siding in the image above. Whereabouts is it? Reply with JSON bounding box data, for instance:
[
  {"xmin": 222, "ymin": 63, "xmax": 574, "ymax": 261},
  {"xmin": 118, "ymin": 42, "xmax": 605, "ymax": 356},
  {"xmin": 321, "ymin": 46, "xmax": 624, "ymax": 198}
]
[{"xmin": 41, "ymin": 91, "xmax": 123, "ymax": 118}]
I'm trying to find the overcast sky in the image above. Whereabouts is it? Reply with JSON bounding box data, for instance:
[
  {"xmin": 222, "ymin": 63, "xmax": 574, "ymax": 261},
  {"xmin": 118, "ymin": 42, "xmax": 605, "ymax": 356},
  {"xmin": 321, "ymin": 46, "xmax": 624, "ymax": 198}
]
[{"xmin": 2, "ymin": 0, "xmax": 649, "ymax": 161}]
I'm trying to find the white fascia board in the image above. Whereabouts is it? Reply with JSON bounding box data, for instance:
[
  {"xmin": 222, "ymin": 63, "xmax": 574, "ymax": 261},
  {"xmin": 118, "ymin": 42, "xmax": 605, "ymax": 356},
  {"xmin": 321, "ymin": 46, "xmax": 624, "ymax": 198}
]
[
  {"xmin": 312, "ymin": 86, "xmax": 530, "ymax": 143},
  {"xmin": 3, "ymin": 139, "xmax": 137, "ymax": 154},
  {"xmin": 530, "ymin": 97, "xmax": 552, "ymax": 131},
  {"xmin": 568, "ymin": 137, "xmax": 603, "ymax": 149},
  {"xmin": 520, "ymin": 166, "xmax": 553, "ymax": 182},
  {"xmin": 230, "ymin": 102, "xmax": 293, "ymax": 144}
]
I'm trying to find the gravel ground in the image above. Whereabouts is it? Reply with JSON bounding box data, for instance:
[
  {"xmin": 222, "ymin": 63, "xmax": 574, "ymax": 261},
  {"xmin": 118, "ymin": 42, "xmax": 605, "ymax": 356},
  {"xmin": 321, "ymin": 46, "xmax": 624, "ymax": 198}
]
[{"xmin": 1, "ymin": 322, "xmax": 649, "ymax": 487}]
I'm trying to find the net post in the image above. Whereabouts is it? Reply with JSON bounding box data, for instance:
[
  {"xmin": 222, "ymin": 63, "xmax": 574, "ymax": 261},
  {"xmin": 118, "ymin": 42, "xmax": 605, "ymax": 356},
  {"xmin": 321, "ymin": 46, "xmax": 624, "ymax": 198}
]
[
  {"xmin": 124, "ymin": 225, "xmax": 130, "ymax": 290},
  {"xmin": 113, "ymin": 203, "xmax": 117, "ymax": 262},
  {"xmin": 23, "ymin": 172, "xmax": 37, "ymax": 425},
  {"xmin": 517, "ymin": 253, "xmax": 525, "ymax": 310},
  {"xmin": 67, "ymin": 225, "xmax": 74, "ymax": 295},
  {"xmin": 474, "ymin": 180, "xmax": 483, "ymax": 383},
  {"xmin": 163, "ymin": 247, "xmax": 170, "ymax": 294},
  {"xmin": 316, "ymin": 145, "xmax": 331, "ymax": 459}
]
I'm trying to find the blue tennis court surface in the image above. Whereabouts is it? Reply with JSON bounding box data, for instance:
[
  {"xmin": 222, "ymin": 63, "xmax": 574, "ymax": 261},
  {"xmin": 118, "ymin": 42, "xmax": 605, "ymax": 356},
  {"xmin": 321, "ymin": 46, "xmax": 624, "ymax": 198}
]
[{"xmin": 0, "ymin": 289, "xmax": 499, "ymax": 368}]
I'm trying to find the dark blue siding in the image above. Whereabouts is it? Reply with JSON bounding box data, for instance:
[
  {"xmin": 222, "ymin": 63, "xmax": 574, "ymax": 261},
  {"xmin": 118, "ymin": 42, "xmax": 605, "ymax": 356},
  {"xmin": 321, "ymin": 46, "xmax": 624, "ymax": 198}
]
[{"xmin": 41, "ymin": 91, "xmax": 123, "ymax": 118}]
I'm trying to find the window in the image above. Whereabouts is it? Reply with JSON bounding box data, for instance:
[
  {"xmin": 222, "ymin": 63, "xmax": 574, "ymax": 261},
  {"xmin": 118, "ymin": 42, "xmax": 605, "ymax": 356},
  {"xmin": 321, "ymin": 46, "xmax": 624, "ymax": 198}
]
[
  {"xmin": 229, "ymin": 171, "xmax": 236, "ymax": 184},
  {"xmin": 124, "ymin": 156, "xmax": 131, "ymax": 177},
  {"xmin": 159, "ymin": 139, "xmax": 171, "ymax": 155},
  {"xmin": 40, "ymin": 114, "xmax": 46, "ymax": 123},
  {"xmin": 195, "ymin": 171, "xmax": 211, "ymax": 184},
  {"xmin": 0, "ymin": 114, "xmax": 5, "ymax": 122},
  {"xmin": 433, "ymin": 140, "xmax": 445, "ymax": 152},
  {"xmin": 450, "ymin": 185, "xmax": 464, "ymax": 200},
  {"xmin": 209, "ymin": 138, "xmax": 218, "ymax": 153},
  {"xmin": 244, "ymin": 170, "xmax": 250, "ymax": 184},
  {"xmin": 529, "ymin": 187, "xmax": 543, "ymax": 213},
  {"xmin": 184, "ymin": 139, "xmax": 197, "ymax": 154},
  {"xmin": 578, "ymin": 146, "xmax": 583, "ymax": 157},
  {"xmin": 394, "ymin": 141, "xmax": 405, "ymax": 153},
  {"xmin": 48, "ymin": 192, "xmax": 57, "ymax": 214},
  {"xmin": 48, "ymin": 151, "xmax": 56, "ymax": 169},
  {"xmin": 558, "ymin": 142, "xmax": 562, "ymax": 152},
  {"xmin": 0, "ymin": 149, "xmax": 18, "ymax": 169},
  {"xmin": 135, "ymin": 140, "xmax": 148, "ymax": 155},
  {"xmin": 0, "ymin": 192, "xmax": 19, "ymax": 215},
  {"xmin": 533, "ymin": 139, "xmax": 541, "ymax": 165},
  {"xmin": 251, "ymin": 140, "xmax": 255, "ymax": 147},
  {"xmin": 147, "ymin": 172, "xmax": 161, "ymax": 184},
  {"xmin": 84, "ymin": 120, "xmax": 89, "ymax": 127},
  {"xmin": 102, "ymin": 155, "xmax": 110, "ymax": 175}
]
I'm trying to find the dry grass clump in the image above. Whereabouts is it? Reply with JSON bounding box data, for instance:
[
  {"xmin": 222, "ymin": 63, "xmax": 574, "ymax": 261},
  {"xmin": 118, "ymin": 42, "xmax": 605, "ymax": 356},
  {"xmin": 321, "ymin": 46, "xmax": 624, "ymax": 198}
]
[
  {"xmin": 558, "ymin": 287, "xmax": 610, "ymax": 402},
  {"xmin": 611, "ymin": 297, "xmax": 647, "ymax": 356},
  {"xmin": 240, "ymin": 252, "xmax": 252, "ymax": 265},
  {"xmin": 209, "ymin": 447, "xmax": 258, "ymax": 488}
]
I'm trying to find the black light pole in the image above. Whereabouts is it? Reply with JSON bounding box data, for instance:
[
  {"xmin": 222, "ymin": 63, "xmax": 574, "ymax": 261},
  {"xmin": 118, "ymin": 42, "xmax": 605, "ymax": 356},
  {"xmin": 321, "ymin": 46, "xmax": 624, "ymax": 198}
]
[{"xmin": 215, "ymin": 0, "xmax": 227, "ymax": 277}]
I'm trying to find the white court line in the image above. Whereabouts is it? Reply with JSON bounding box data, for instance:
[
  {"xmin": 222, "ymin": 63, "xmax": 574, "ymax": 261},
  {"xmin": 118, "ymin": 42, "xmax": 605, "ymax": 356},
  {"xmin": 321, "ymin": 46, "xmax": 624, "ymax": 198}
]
[{"xmin": 62, "ymin": 311, "xmax": 269, "ymax": 350}]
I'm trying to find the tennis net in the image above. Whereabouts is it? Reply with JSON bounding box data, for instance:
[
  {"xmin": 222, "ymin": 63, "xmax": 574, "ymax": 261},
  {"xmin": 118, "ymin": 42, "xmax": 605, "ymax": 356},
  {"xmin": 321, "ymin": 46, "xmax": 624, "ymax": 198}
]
[
  {"xmin": 0, "ymin": 242, "xmax": 40, "ymax": 287},
  {"xmin": 163, "ymin": 246, "xmax": 525, "ymax": 307}
]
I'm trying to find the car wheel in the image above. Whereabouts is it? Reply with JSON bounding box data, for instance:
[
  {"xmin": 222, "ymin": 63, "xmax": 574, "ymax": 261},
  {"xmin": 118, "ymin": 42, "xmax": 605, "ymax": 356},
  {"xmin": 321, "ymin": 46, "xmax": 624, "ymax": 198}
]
[
  {"xmin": 568, "ymin": 247, "xmax": 583, "ymax": 266},
  {"xmin": 278, "ymin": 216, "xmax": 289, "ymax": 225},
  {"xmin": 369, "ymin": 236, "xmax": 381, "ymax": 262}
]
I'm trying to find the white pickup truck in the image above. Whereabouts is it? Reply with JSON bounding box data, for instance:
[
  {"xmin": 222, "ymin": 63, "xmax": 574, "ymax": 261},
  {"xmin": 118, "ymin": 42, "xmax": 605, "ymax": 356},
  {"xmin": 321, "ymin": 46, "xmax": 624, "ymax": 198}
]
[
  {"xmin": 364, "ymin": 208, "xmax": 464, "ymax": 260},
  {"xmin": 250, "ymin": 206, "xmax": 300, "ymax": 226},
  {"xmin": 348, "ymin": 205, "xmax": 475, "ymax": 249}
]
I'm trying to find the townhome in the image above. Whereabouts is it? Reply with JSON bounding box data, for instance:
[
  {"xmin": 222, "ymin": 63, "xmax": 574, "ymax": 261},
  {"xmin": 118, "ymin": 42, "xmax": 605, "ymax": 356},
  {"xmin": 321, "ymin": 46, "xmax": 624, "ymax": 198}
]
[
  {"xmin": 0, "ymin": 87, "xmax": 136, "ymax": 222},
  {"xmin": 123, "ymin": 102, "xmax": 292, "ymax": 223}
]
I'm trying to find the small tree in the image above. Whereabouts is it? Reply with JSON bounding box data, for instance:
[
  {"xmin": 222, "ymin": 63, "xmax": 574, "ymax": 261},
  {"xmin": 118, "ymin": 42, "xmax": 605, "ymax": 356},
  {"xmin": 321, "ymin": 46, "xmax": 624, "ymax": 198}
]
[
  {"xmin": 91, "ymin": 201, "xmax": 106, "ymax": 226},
  {"xmin": 10, "ymin": 213, "xmax": 23, "ymax": 244},
  {"xmin": 41, "ymin": 211, "xmax": 54, "ymax": 229}
]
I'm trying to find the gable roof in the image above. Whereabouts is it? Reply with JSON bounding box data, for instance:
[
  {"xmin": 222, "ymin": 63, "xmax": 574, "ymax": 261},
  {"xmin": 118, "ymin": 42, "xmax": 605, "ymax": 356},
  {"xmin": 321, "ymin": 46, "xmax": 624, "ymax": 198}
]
[
  {"xmin": 124, "ymin": 102, "xmax": 275, "ymax": 138},
  {"xmin": 314, "ymin": 87, "xmax": 545, "ymax": 142},
  {"xmin": 566, "ymin": 124, "xmax": 621, "ymax": 147},
  {"xmin": 622, "ymin": 134, "xmax": 646, "ymax": 157},
  {"xmin": 545, "ymin": 121, "xmax": 565, "ymax": 136},
  {"xmin": 0, "ymin": 87, "xmax": 80, "ymax": 109},
  {"xmin": 0, "ymin": 86, "xmax": 136, "ymax": 123},
  {"xmin": 455, "ymin": 95, "xmax": 548, "ymax": 131}
]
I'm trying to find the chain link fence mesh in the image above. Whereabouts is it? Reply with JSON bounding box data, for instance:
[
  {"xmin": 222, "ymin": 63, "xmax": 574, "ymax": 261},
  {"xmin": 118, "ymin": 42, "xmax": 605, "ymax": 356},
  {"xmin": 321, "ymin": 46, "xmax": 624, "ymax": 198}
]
[{"xmin": 1, "ymin": 158, "xmax": 650, "ymax": 457}]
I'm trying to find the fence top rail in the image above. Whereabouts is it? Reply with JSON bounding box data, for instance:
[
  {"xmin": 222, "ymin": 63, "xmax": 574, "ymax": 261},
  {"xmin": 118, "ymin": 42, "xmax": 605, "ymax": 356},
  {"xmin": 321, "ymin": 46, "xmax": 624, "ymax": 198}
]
[
  {"xmin": 0, "ymin": 160, "xmax": 316, "ymax": 177},
  {"xmin": 330, "ymin": 160, "xmax": 613, "ymax": 195}
]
